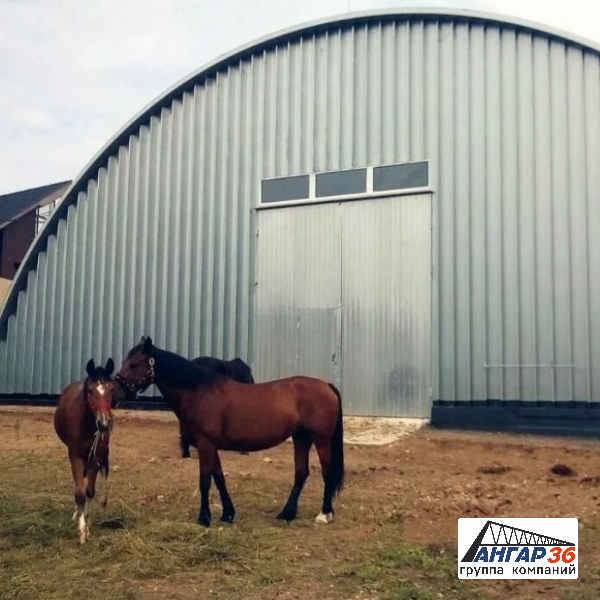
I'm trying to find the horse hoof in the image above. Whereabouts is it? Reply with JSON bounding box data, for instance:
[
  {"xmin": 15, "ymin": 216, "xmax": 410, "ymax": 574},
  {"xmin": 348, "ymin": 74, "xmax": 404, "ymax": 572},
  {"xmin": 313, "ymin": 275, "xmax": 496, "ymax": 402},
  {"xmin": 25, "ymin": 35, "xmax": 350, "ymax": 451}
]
[
  {"xmin": 276, "ymin": 510, "xmax": 296, "ymax": 522},
  {"xmin": 315, "ymin": 512, "xmax": 334, "ymax": 524},
  {"xmin": 220, "ymin": 513, "xmax": 235, "ymax": 524},
  {"xmin": 181, "ymin": 453, "xmax": 191, "ymax": 459},
  {"xmin": 198, "ymin": 514, "xmax": 211, "ymax": 527}
]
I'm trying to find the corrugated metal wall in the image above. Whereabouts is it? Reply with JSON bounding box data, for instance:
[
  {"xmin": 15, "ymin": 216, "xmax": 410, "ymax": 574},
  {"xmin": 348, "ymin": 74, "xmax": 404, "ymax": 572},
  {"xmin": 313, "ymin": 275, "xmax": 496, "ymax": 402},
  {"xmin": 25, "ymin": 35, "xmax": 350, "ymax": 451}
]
[
  {"xmin": 254, "ymin": 203, "xmax": 343, "ymax": 388},
  {"xmin": 254, "ymin": 194, "xmax": 432, "ymax": 417},
  {"xmin": 341, "ymin": 195, "xmax": 432, "ymax": 416},
  {"xmin": 1, "ymin": 14, "xmax": 600, "ymax": 407}
]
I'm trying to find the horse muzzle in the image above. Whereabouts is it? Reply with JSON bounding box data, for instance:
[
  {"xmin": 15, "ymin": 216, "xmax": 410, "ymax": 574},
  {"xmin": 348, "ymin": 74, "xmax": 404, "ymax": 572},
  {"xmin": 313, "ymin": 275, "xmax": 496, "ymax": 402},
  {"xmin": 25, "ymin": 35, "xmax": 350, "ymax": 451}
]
[{"xmin": 96, "ymin": 414, "xmax": 112, "ymax": 433}]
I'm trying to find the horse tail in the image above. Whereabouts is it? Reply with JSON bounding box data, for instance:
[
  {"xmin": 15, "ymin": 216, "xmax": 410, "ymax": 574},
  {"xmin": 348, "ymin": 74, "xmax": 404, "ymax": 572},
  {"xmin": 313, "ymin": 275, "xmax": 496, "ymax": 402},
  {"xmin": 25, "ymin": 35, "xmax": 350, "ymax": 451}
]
[{"xmin": 328, "ymin": 384, "xmax": 344, "ymax": 496}]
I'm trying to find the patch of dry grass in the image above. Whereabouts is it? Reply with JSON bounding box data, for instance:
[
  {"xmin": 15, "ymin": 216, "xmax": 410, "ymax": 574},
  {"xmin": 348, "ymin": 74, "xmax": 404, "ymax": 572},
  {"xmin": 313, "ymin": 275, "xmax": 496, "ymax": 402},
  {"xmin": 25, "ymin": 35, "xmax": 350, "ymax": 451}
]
[
  {"xmin": 0, "ymin": 450, "xmax": 487, "ymax": 600},
  {"xmin": 2, "ymin": 410, "xmax": 600, "ymax": 600}
]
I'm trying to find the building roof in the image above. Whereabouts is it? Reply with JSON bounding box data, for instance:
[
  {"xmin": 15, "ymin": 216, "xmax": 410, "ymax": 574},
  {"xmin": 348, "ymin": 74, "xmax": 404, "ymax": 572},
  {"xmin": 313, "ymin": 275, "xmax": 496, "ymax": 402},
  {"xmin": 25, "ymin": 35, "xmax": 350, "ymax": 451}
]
[
  {"xmin": 0, "ymin": 181, "xmax": 71, "ymax": 231},
  {"xmin": 2, "ymin": 6, "xmax": 600, "ymax": 331}
]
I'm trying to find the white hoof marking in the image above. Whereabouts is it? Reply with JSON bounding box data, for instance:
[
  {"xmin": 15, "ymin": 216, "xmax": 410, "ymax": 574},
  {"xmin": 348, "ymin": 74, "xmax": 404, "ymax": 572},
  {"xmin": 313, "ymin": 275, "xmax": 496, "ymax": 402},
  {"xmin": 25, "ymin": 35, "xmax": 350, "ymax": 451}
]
[{"xmin": 315, "ymin": 512, "xmax": 334, "ymax": 524}]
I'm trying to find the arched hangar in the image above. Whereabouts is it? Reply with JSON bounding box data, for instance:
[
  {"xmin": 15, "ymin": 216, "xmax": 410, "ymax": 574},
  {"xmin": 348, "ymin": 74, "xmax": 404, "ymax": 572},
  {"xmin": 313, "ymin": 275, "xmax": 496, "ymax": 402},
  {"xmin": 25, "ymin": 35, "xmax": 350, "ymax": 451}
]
[{"xmin": 1, "ymin": 9, "xmax": 599, "ymax": 433}]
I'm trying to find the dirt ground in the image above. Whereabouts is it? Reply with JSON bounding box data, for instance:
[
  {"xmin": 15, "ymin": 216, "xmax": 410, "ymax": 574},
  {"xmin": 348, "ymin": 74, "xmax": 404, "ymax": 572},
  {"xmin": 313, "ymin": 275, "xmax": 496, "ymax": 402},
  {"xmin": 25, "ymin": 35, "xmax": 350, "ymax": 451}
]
[{"xmin": 1, "ymin": 407, "xmax": 600, "ymax": 600}]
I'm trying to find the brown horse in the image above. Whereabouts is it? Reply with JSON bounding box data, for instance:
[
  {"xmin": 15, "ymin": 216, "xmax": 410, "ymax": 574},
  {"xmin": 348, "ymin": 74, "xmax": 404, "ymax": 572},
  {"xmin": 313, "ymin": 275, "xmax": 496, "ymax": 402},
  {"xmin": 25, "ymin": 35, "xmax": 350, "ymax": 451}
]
[
  {"xmin": 116, "ymin": 337, "xmax": 344, "ymax": 526},
  {"xmin": 54, "ymin": 358, "xmax": 115, "ymax": 543},
  {"xmin": 178, "ymin": 356, "xmax": 255, "ymax": 458}
]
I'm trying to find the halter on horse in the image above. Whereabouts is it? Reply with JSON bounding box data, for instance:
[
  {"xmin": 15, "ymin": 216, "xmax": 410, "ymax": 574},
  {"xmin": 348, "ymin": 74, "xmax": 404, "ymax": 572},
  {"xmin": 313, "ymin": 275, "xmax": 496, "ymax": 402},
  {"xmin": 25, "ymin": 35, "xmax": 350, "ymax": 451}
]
[
  {"xmin": 54, "ymin": 358, "xmax": 116, "ymax": 544},
  {"xmin": 116, "ymin": 337, "xmax": 344, "ymax": 526}
]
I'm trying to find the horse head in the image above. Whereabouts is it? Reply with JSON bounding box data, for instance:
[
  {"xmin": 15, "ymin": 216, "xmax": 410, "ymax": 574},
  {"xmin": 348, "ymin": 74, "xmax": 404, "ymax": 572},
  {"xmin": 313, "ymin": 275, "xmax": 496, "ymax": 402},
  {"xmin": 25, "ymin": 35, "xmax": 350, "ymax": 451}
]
[
  {"xmin": 85, "ymin": 358, "xmax": 115, "ymax": 433},
  {"xmin": 115, "ymin": 336, "xmax": 156, "ymax": 395}
]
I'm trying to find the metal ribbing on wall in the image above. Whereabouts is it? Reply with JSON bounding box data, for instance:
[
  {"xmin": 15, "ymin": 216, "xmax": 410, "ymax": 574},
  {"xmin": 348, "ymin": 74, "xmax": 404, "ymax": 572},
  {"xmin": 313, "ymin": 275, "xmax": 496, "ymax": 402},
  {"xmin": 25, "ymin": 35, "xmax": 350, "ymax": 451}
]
[
  {"xmin": 0, "ymin": 14, "xmax": 599, "ymax": 407},
  {"xmin": 340, "ymin": 194, "xmax": 432, "ymax": 416},
  {"xmin": 254, "ymin": 202, "xmax": 343, "ymax": 388}
]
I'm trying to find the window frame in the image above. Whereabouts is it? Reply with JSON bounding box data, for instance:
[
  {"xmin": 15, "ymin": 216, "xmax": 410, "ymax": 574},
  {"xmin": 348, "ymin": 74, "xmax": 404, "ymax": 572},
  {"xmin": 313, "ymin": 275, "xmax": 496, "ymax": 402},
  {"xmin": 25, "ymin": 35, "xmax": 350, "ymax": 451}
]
[
  {"xmin": 315, "ymin": 167, "xmax": 368, "ymax": 198},
  {"xmin": 373, "ymin": 161, "xmax": 429, "ymax": 193},
  {"xmin": 260, "ymin": 174, "xmax": 310, "ymax": 204},
  {"xmin": 258, "ymin": 160, "xmax": 431, "ymax": 209}
]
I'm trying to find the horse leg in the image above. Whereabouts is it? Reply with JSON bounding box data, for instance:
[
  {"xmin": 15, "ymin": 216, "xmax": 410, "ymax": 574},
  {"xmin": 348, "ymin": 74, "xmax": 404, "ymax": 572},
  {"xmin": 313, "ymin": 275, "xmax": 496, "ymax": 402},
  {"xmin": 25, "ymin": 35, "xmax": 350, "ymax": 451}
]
[
  {"xmin": 180, "ymin": 421, "xmax": 191, "ymax": 458},
  {"xmin": 69, "ymin": 453, "xmax": 89, "ymax": 544},
  {"xmin": 197, "ymin": 440, "xmax": 216, "ymax": 527},
  {"xmin": 276, "ymin": 429, "xmax": 312, "ymax": 522},
  {"xmin": 86, "ymin": 465, "xmax": 99, "ymax": 501},
  {"xmin": 213, "ymin": 452, "xmax": 235, "ymax": 523},
  {"xmin": 86, "ymin": 464, "xmax": 108, "ymax": 509},
  {"xmin": 314, "ymin": 438, "xmax": 335, "ymax": 524},
  {"xmin": 87, "ymin": 439, "xmax": 110, "ymax": 508}
]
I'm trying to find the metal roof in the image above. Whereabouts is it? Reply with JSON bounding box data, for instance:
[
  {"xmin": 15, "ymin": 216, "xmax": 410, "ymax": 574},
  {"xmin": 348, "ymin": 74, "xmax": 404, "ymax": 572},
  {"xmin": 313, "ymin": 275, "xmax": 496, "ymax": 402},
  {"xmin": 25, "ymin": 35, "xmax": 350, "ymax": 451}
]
[
  {"xmin": 0, "ymin": 181, "xmax": 70, "ymax": 231},
  {"xmin": 2, "ymin": 7, "xmax": 599, "ymax": 330}
]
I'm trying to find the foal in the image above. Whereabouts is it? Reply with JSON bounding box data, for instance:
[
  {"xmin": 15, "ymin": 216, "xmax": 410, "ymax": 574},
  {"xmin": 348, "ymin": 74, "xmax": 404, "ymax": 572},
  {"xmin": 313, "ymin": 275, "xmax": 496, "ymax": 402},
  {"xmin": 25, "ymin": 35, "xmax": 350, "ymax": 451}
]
[
  {"xmin": 179, "ymin": 356, "xmax": 255, "ymax": 458},
  {"xmin": 54, "ymin": 359, "xmax": 115, "ymax": 544},
  {"xmin": 116, "ymin": 337, "xmax": 344, "ymax": 527}
]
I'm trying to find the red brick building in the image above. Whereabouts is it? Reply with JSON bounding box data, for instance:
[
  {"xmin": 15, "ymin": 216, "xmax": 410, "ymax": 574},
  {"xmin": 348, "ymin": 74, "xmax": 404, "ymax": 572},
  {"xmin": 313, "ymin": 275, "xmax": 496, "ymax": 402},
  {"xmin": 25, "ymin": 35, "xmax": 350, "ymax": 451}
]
[{"xmin": 0, "ymin": 181, "xmax": 70, "ymax": 279}]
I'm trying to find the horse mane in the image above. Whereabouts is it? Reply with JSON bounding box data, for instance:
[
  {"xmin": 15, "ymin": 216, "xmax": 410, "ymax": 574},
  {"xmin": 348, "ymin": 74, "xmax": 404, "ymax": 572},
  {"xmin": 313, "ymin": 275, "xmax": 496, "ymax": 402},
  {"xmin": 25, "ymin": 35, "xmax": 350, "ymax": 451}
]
[{"xmin": 155, "ymin": 348, "xmax": 225, "ymax": 389}]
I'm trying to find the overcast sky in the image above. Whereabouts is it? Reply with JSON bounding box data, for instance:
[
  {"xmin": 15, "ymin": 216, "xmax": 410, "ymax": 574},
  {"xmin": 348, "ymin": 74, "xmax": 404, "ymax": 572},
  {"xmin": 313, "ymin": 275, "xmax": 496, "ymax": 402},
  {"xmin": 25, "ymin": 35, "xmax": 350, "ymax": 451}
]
[{"xmin": 0, "ymin": 0, "xmax": 599, "ymax": 195}]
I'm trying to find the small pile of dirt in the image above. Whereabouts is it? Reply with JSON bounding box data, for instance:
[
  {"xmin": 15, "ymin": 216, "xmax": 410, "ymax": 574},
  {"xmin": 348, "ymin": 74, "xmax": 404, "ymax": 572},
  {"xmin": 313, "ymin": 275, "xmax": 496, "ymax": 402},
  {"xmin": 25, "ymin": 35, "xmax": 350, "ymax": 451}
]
[
  {"xmin": 580, "ymin": 476, "xmax": 600, "ymax": 486},
  {"xmin": 550, "ymin": 464, "xmax": 577, "ymax": 477},
  {"xmin": 478, "ymin": 464, "xmax": 511, "ymax": 475}
]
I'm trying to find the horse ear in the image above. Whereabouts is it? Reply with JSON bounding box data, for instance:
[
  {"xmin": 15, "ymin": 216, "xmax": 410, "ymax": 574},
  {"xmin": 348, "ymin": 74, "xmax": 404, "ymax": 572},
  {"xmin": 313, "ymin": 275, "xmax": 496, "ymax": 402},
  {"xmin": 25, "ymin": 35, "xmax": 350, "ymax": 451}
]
[
  {"xmin": 144, "ymin": 336, "xmax": 153, "ymax": 353},
  {"xmin": 86, "ymin": 359, "xmax": 96, "ymax": 378},
  {"xmin": 104, "ymin": 358, "xmax": 114, "ymax": 376},
  {"xmin": 138, "ymin": 336, "xmax": 146, "ymax": 345}
]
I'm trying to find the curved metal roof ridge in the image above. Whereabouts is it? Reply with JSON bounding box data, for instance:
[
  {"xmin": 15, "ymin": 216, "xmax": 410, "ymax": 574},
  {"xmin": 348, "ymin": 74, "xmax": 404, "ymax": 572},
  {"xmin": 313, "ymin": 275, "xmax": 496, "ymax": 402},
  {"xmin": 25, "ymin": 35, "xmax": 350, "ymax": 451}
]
[{"xmin": 2, "ymin": 7, "xmax": 598, "ymax": 332}]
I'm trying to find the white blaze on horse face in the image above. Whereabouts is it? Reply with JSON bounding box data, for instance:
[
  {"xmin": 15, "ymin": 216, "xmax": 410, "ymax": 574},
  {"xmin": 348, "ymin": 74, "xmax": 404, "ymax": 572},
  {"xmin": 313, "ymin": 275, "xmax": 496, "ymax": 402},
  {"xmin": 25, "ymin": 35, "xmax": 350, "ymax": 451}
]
[
  {"xmin": 92, "ymin": 382, "xmax": 112, "ymax": 431},
  {"xmin": 315, "ymin": 512, "xmax": 334, "ymax": 524}
]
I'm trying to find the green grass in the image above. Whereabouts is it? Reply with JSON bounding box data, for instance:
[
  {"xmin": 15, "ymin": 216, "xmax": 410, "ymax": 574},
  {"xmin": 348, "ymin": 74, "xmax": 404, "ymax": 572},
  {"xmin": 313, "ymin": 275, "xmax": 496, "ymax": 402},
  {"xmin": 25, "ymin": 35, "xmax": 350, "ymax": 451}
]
[{"xmin": 341, "ymin": 544, "xmax": 489, "ymax": 600}]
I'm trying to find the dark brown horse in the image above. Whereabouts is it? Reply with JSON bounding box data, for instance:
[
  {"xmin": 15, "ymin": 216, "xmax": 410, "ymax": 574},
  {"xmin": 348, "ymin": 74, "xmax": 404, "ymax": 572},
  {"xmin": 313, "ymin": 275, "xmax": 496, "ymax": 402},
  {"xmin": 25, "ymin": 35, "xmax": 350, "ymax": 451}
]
[
  {"xmin": 192, "ymin": 356, "xmax": 254, "ymax": 383},
  {"xmin": 116, "ymin": 337, "xmax": 344, "ymax": 526},
  {"xmin": 178, "ymin": 356, "xmax": 255, "ymax": 458},
  {"xmin": 54, "ymin": 359, "xmax": 115, "ymax": 543}
]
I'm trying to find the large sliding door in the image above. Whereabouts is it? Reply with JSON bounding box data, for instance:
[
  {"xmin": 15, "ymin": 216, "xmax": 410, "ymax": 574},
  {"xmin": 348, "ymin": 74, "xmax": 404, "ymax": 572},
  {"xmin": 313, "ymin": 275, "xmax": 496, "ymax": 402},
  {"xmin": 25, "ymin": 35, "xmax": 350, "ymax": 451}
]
[
  {"xmin": 254, "ymin": 203, "xmax": 342, "ymax": 388},
  {"xmin": 254, "ymin": 194, "xmax": 432, "ymax": 417},
  {"xmin": 341, "ymin": 196, "xmax": 432, "ymax": 416}
]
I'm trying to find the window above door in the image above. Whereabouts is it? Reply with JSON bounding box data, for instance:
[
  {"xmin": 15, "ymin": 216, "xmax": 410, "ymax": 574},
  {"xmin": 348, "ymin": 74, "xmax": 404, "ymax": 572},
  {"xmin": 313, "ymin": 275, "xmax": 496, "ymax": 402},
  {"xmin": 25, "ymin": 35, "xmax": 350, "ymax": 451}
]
[{"xmin": 260, "ymin": 161, "xmax": 430, "ymax": 208}]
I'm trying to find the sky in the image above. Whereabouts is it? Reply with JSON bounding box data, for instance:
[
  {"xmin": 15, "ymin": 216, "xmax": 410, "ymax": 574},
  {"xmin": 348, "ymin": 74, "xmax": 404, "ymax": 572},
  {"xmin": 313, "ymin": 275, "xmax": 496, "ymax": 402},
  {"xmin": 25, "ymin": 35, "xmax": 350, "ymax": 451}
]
[{"xmin": 1, "ymin": 0, "xmax": 599, "ymax": 195}]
